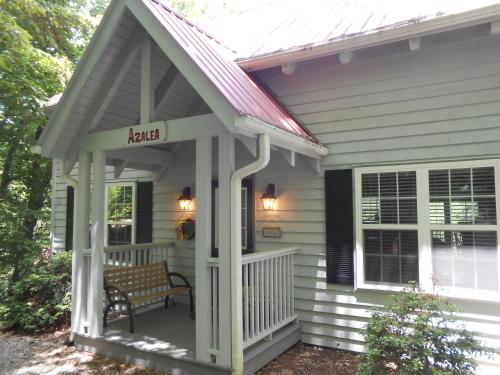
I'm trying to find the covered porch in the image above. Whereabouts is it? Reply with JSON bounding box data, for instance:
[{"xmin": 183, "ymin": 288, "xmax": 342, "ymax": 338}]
[{"xmin": 36, "ymin": 1, "xmax": 327, "ymax": 374}]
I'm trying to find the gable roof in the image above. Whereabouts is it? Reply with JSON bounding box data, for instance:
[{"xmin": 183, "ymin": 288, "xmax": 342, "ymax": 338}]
[
  {"xmin": 146, "ymin": 0, "xmax": 317, "ymax": 143},
  {"xmin": 37, "ymin": 0, "xmax": 321, "ymax": 159}
]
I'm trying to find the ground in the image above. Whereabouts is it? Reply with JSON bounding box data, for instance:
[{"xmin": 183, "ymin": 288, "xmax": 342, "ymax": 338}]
[
  {"xmin": 0, "ymin": 329, "xmax": 358, "ymax": 375},
  {"xmin": 257, "ymin": 343, "xmax": 358, "ymax": 375}
]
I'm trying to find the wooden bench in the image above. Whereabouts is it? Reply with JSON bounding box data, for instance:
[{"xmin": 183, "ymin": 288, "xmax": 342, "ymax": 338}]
[{"xmin": 103, "ymin": 261, "xmax": 193, "ymax": 333}]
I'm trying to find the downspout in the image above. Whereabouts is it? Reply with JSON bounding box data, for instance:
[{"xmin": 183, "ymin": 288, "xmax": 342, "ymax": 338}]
[
  {"xmin": 61, "ymin": 160, "xmax": 78, "ymax": 343},
  {"xmin": 231, "ymin": 134, "xmax": 270, "ymax": 374}
]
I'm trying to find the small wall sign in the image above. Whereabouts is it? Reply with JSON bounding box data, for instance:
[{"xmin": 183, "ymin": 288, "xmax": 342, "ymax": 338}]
[
  {"xmin": 262, "ymin": 227, "xmax": 281, "ymax": 238},
  {"xmin": 123, "ymin": 122, "xmax": 167, "ymax": 146}
]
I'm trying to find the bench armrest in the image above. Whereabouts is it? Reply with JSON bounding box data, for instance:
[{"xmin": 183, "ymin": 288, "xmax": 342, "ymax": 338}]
[
  {"xmin": 104, "ymin": 283, "xmax": 130, "ymax": 303},
  {"xmin": 169, "ymin": 272, "xmax": 192, "ymax": 289}
]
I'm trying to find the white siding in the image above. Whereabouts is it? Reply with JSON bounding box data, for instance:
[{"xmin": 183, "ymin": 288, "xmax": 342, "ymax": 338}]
[{"xmin": 254, "ymin": 32, "xmax": 500, "ymax": 360}]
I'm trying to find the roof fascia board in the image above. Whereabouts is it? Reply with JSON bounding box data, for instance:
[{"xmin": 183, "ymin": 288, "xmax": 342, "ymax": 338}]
[
  {"xmin": 238, "ymin": 4, "xmax": 500, "ymax": 71},
  {"xmin": 234, "ymin": 116, "xmax": 329, "ymax": 159},
  {"xmin": 126, "ymin": 0, "xmax": 239, "ymax": 131},
  {"xmin": 39, "ymin": 0, "xmax": 127, "ymax": 156}
]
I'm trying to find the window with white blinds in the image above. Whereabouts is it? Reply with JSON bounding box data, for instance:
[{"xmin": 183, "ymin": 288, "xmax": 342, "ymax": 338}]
[
  {"xmin": 355, "ymin": 160, "xmax": 500, "ymax": 297},
  {"xmin": 214, "ymin": 186, "xmax": 248, "ymax": 250},
  {"xmin": 360, "ymin": 171, "xmax": 419, "ymax": 284}
]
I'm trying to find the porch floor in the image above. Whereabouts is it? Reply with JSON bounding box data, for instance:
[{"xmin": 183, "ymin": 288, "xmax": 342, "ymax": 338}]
[{"xmin": 104, "ymin": 304, "xmax": 195, "ymax": 359}]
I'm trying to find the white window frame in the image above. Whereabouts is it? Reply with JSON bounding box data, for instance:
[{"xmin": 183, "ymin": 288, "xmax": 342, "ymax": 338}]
[
  {"xmin": 104, "ymin": 182, "xmax": 137, "ymax": 246},
  {"xmin": 354, "ymin": 159, "xmax": 500, "ymax": 302}
]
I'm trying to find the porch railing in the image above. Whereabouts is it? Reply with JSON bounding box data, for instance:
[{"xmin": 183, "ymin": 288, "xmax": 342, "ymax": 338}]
[
  {"xmin": 104, "ymin": 241, "xmax": 173, "ymax": 267},
  {"xmin": 207, "ymin": 247, "xmax": 299, "ymax": 355},
  {"xmin": 242, "ymin": 247, "xmax": 298, "ymax": 349}
]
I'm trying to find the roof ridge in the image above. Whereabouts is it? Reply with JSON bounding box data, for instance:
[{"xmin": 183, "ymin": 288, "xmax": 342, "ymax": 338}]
[{"xmin": 151, "ymin": 0, "xmax": 237, "ymax": 54}]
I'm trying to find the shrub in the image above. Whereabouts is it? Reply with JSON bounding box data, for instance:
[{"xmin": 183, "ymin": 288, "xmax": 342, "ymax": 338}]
[
  {"xmin": 0, "ymin": 251, "xmax": 72, "ymax": 332},
  {"xmin": 357, "ymin": 284, "xmax": 493, "ymax": 375}
]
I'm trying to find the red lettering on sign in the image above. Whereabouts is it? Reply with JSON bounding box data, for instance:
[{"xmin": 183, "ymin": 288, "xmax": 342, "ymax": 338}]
[{"xmin": 127, "ymin": 127, "xmax": 161, "ymax": 145}]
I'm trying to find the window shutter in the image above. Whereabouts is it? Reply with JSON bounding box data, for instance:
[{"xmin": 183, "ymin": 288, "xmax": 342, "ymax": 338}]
[
  {"xmin": 65, "ymin": 186, "xmax": 74, "ymax": 251},
  {"xmin": 325, "ymin": 169, "xmax": 354, "ymax": 285},
  {"xmin": 136, "ymin": 181, "xmax": 153, "ymax": 243}
]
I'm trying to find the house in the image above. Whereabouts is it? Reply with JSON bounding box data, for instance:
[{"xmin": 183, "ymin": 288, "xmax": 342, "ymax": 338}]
[{"xmin": 35, "ymin": 0, "xmax": 500, "ymax": 373}]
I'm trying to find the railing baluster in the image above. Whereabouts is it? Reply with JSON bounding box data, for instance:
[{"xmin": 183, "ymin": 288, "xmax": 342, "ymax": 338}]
[
  {"xmin": 260, "ymin": 260, "xmax": 264, "ymax": 333},
  {"xmin": 250, "ymin": 262, "xmax": 255, "ymax": 339},
  {"xmin": 244, "ymin": 264, "xmax": 249, "ymax": 341}
]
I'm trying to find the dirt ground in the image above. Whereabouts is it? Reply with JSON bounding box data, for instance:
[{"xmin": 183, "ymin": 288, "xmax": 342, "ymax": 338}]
[
  {"xmin": 0, "ymin": 328, "xmax": 357, "ymax": 375},
  {"xmin": 0, "ymin": 329, "xmax": 167, "ymax": 375},
  {"xmin": 257, "ymin": 343, "xmax": 358, "ymax": 375}
]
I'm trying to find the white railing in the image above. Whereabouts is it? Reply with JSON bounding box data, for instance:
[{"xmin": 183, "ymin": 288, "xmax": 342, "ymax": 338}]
[
  {"xmin": 242, "ymin": 247, "xmax": 299, "ymax": 349},
  {"xmin": 104, "ymin": 241, "xmax": 173, "ymax": 268}
]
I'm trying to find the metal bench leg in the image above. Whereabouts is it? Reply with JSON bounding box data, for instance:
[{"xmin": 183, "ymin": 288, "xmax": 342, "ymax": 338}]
[
  {"xmin": 103, "ymin": 303, "xmax": 114, "ymax": 328},
  {"xmin": 126, "ymin": 302, "xmax": 135, "ymax": 333},
  {"xmin": 189, "ymin": 289, "xmax": 195, "ymax": 318},
  {"xmin": 164, "ymin": 295, "xmax": 170, "ymax": 309}
]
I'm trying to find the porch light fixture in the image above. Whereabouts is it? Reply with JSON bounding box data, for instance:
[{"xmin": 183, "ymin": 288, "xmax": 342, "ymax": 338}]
[
  {"xmin": 178, "ymin": 187, "xmax": 193, "ymax": 211},
  {"xmin": 261, "ymin": 183, "xmax": 278, "ymax": 211}
]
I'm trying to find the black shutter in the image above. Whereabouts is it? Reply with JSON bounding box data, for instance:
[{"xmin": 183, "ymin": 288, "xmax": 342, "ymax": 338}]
[
  {"xmin": 325, "ymin": 169, "xmax": 354, "ymax": 285},
  {"xmin": 136, "ymin": 181, "xmax": 153, "ymax": 243},
  {"xmin": 65, "ymin": 186, "xmax": 74, "ymax": 251}
]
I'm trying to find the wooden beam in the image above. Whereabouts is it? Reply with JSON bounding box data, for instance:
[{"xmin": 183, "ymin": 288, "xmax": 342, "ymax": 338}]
[
  {"xmin": 339, "ymin": 51, "xmax": 354, "ymax": 64},
  {"xmin": 87, "ymin": 25, "xmax": 143, "ymax": 132},
  {"xmin": 83, "ymin": 113, "xmax": 226, "ymax": 152},
  {"xmin": 195, "ymin": 136, "xmax": 212, "ymax": 362},
  {"xmin": 141, "ymin": 35, "xmax": 154, "ymax": 124},
  {"xmin": 278, "ymin": 148, "xmax": 295, "ymax": 167},
  {"xmin": 89, "ymin": 150, "xmax": 106, "ymax": 337},
  {"xmin": 107, "ymin": 147, "xmax": 172, "ymax": 166},
  {"xmin": 153, "ymin": 63, "xmax": 180, "ymax": 119},
  {"xmin": 113, "ymin": 160, "xmax": 127, "ymax": 179},
  {"xmin": 409, "ymin": 37, "xmax": 421, "ymax": 51}
]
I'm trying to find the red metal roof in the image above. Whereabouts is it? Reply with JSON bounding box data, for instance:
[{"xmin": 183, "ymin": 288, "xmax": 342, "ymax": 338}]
[{"xmin": 145, "ymin": 0, "xmax": 318, "ymax": 144}]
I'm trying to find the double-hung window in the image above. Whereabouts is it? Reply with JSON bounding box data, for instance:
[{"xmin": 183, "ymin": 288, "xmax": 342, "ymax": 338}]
[
  {"xmin": 355, "ymin": 160, "xmax": 500, "ymax": 298},
  {"xmin": 106, "ymin": 183, "xmax": 136, "ymax": 246}
]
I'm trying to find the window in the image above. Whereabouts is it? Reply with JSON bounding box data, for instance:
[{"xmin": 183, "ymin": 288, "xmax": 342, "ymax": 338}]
[
  {"xmin": 360, "ymin": 171, "xmax": 419, "ymax": 284},
  {"xmin": 106, "ymin": 183, "xmax": 135, "ymax": 246},
  {"xmin": 212, "ymin": 179, "xmax": 254, "ymax": 255},
  {"xmin": 355, "ymin": 160, "xmax": 500, "ymax": 298}
]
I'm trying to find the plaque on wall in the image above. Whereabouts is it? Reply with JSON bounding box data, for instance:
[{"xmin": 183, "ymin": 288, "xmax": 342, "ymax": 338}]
[{"xmin": 262, "ymin": 227, "xmax": 281, "ymax": 238}]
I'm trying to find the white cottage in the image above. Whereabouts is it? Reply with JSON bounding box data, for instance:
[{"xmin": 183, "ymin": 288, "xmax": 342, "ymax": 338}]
[{"xmin": 36, "ymin": 0, "xmax": 500, "ymax": 374}]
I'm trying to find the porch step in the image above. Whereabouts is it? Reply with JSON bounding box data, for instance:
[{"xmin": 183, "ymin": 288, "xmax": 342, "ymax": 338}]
[{"xmin": 243, "ymin": 322, "xmax": 302, "ymax": 375}]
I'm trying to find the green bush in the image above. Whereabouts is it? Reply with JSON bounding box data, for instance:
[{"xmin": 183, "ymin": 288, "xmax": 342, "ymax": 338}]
[
  {"xmin": 357, "ymin": 284, "xmax": 493, "ymax": 375},
  {"xmin": 0, "ymin": 251, "xmax": 72, "ymax": 332}
]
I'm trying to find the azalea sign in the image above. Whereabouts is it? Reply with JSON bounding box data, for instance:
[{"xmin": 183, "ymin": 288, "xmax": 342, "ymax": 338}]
[{"xmin": 123, "ymin": 122, "xmax": 167, "ymax": 146}]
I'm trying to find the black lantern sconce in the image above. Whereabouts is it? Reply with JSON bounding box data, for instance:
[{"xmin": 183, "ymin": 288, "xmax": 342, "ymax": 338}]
[
  {"xmin": 261, "ymin": 183, "xmax": 278, "ymax": 211},
  {"xmin": 178, "ymin": 186, "xmax": 193, "ymax": 211}
]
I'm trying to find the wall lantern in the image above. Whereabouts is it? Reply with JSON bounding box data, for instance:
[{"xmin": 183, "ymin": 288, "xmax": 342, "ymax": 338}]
[
  {"xmin": 178, "ymin": 187, "xmax": 193, "ymax": 211},
  {"xmin": 261, "ymin": 183, "xmax": 278, "ymax": 211}
]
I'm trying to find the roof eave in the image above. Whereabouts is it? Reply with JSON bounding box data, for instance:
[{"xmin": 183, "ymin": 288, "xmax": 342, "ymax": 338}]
[
  {"xmin": 235, "ymin": 115, "xmax": 329, "ymax": 159},
  {"xmin": 237, "ymin": 3, "xmax": 500, "ymax": 71}
]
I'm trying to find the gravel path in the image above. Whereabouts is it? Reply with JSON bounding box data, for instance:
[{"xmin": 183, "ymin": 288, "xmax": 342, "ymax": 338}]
[{"xmin": 0, "ymin": 329, "xmax": 167, "ymax": 375}]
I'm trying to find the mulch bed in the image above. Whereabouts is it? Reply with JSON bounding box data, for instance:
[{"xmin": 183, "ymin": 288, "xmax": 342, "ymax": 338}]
[{"xmin": 257, "ymin": 342, "xmax": 358, "ymax": 375}]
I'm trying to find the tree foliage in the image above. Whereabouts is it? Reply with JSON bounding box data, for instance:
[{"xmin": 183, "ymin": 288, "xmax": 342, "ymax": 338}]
[
  {"xmin": 357, "ymin": 284, "xmax": 493, "ymax": 374},
  {"xmin": 0, "ymin": 0, "xmax": 103, "ymax": 283}
]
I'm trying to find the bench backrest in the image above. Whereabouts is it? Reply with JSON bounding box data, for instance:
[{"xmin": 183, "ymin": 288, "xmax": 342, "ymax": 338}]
[{"xmin": 104, "ymin": 261, "xmax": 174, "ymax": 294}]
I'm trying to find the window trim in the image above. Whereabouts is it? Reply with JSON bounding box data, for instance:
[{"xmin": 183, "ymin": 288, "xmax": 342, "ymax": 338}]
[
  {"xmin": 104, "ymin": 181, "xmax": 137, "ymax": 246},
  {"xmin": 354, "ymin": 159, "xmax": 500, "ymax": 302}
]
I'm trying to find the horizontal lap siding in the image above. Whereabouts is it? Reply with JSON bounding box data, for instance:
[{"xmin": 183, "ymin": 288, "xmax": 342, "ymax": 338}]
[{"xmin": 255, "ymin": 34, "xmax": 500, "ymax": 355}]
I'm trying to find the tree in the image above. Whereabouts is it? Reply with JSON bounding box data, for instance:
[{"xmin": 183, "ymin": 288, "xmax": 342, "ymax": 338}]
[{"xmin": 0, "ymin": 0, "xmax": 99, "ymax": 283}]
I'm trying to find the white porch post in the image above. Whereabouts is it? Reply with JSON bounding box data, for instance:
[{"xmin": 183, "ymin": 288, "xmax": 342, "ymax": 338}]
[
  {"xmin": 71, "ymin": 151, "xmax": 91, "ymax": 335},
  {"xmin": 88, "ymin": 150, "xmax": 106, "ymax": 337},
  {"xmin": 217, "ymin": 134, "xmax": 234, "ymax": 366},
  {"xmin": 195, "ymin": 136, "xmax": 212, "ymax": 361}
]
